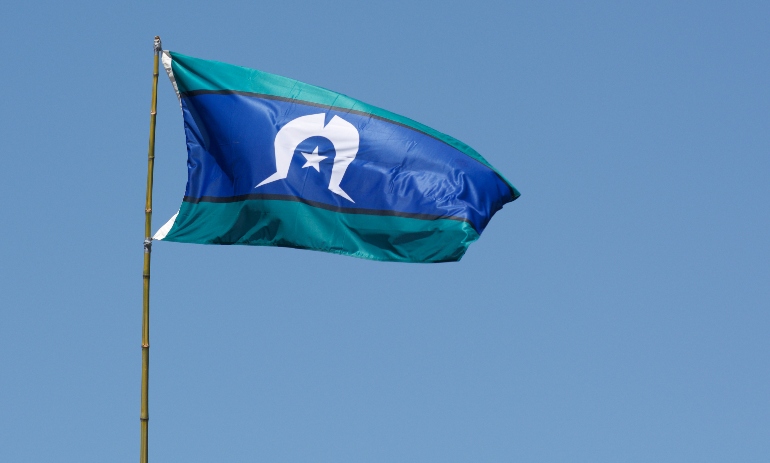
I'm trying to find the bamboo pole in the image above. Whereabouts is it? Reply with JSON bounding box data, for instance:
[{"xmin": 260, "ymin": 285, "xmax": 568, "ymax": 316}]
[{"xmin": 140, "ymin": 35, "xmax": 161, "ymax": 463}]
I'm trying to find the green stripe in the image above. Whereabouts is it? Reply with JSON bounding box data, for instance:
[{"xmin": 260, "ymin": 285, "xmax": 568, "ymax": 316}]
[
  {"xmin": 168, "ymin": 51, "xmax": 519, "ymax": 197},
  {"xmin": 161, "ymin": 199, "xmax": 480, "ymax": 263}
]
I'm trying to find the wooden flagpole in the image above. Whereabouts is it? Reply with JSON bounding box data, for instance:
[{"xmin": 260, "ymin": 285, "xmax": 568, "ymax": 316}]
[{"xmin": 140, "ymin": 35, "xmax": 161, "ymax": 463}]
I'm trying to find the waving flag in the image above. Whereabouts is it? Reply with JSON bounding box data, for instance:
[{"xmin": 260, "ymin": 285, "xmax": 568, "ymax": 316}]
[{"xmin": 154, "ymin": 51, "xmax": 520, "ymax": 262}]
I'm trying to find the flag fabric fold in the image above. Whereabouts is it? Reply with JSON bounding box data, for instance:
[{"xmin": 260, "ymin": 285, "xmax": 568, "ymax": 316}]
[{"xmin": 155, "ymin": 51, "xmax": 519, "ymax": 262}]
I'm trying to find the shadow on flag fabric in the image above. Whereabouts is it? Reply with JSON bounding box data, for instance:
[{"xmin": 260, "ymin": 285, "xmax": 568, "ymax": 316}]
[{"xmin": 153, "ymin": 51, "xmax": 520, "ymax": 263}]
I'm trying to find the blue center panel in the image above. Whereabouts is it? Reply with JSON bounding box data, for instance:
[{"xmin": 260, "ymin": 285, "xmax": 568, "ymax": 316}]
[{"xmin": 180, "ymin": 93, "xmax": 513, "ymax": 233}]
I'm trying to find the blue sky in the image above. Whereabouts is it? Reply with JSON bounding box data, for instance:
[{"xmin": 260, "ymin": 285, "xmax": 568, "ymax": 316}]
[{"xmin": 1, "ymin": 1, "xmax": 768, "ymax": 461}]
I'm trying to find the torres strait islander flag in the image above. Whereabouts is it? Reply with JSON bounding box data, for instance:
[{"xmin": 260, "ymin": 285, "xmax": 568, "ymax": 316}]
[{"xmin": 153, "ymin": 51, "xmax": 520, "ymax": 262}]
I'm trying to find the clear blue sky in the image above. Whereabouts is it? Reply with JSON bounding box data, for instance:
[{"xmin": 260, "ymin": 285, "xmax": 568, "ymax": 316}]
[{"xmin": 1, "ymin": 1, "xmax": 768, "ymax": 461}]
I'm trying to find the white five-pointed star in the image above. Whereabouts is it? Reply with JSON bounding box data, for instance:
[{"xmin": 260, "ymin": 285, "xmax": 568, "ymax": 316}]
[{"xmin": 301, "ymin": 147, "xmax": 328, "ymax": 172}]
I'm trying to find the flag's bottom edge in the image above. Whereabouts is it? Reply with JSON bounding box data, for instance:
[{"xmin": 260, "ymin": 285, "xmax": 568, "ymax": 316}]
[{"xmin": 159, "ymin": 199, "xmax": 480, "ymax": 263}]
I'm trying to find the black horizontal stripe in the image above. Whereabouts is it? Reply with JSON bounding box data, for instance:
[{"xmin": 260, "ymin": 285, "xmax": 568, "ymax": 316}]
[{"xmin": 183, "ymin": 193, "xmax": 471, "ymax": 224}]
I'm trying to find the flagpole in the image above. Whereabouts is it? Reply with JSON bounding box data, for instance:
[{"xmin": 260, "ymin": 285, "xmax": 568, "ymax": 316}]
[{"xmin": 140, "ymin": 35, "xmax": 161, "ymax": 463}]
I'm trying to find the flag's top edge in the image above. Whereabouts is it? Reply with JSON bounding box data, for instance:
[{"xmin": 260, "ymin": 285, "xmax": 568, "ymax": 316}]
[{"xmin": 165, "ymin": 51, "xmax": 520, "ymax": 199}]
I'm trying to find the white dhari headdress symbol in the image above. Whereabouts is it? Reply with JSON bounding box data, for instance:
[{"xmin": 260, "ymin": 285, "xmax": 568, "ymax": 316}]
[{"xmin": 255, "ymin": 113, "xmax": 359, "ymax": 202}]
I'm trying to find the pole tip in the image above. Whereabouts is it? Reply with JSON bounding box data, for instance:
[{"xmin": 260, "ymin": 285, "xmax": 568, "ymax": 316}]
[{"xmin": 154, "ymin": 36, "xmax": 162, "ymax": 53}]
